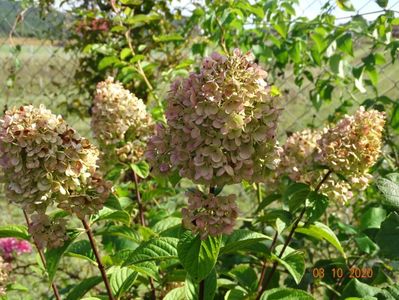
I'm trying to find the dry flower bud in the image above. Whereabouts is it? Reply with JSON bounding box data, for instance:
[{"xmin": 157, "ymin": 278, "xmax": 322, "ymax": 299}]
[
  {"xmin": 182, "ymin": 189, "xmax": 238, "ymax": 239},
  {"xmin": 28, "ymin": 213, "xmax": 69, "ymax": 249},
  {"xmin": 146, "ymin": 49, "xmax": 281, "ymax": 185}
]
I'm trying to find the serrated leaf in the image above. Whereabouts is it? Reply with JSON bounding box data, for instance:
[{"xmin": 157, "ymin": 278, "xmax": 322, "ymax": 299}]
[
  {"xmin": 0, "ymin": 225, "xmax": 29, "ymax": 240},
  {"xmin": 220, "ymin": 229, "xmax": 271, "ymax": 254},
  {"xmin": 177, "ymin": 232, "xmax": 221, "ymax": 282},
  {"xmin": 284, "ymin": 183, "xmax": 310, "ymax": 213},
  {"xmin": 272, "ymin": 251, "xmax": 305, "ymax": 285},
  {"xmin": 228, "ymin": 265, "xmax": 257, "ymax": 292},
  {"xmin": 296, "ymin": 222, "xmax": 346, "ymax": 258},
  {"xmin": 131, "ymin": 161, "xmax": 150, "ymax": 179},
  {"xmin": 94, "ymin": 209, "xmax": 131, "ymax": 226},
  {"xmin": 260, "ymin": 287, "xmax": 315, "ymax": 299},
  {"xmin": 65, "ymin": 240, "xmax": 95, "ymax": 264},
  {"xmin": 185, "ymin": 268, "xmax": 217, "ymax": 300},
  {"xmin": 66, "ymin": 276, "xmax": 102, "ymax": 300},
  {"xmin": 110, "ymin": 266, "xmax": 138, "ymax": 297},
  {"xmin": 123, "ymin": 237, "xmax": 178, "ymax": 266},
  {"xmin": 45, "ymin": 231, "xmax": 80, "ymax": 282},
  {"xmin": 164, "ymin": 287, "xmax": 186, "ymax": 300},
  {"xmin": 306, "ymin": 192, "xmax": 329, "ymax": 223},
  {"xmin": 377, "ymin": 174, "xmax": 399, "ymax": 209}
]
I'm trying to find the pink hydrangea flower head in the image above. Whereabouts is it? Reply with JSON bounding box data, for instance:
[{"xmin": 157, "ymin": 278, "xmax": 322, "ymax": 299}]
[
  {"xmin": 146, "ymin": 49, "xmax": 281, "ymax": 185},
  {"xmin": 0, "ymin": 238, "xmax": 32, "ymax": 260},
  {"xmin": 182, "ymin": 189, "xmax": 239, "ymax": 239}
]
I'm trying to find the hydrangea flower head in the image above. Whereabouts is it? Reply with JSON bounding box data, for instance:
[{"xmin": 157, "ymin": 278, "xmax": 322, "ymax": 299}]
[
  {"xmin": 0, "ymin": 256, "xmax": 11, "ymax": 296},
  {"xmin": 91, "ymin": 77, "xmax": 154, "ymax": 168},
  {"xmin": 28, "ymin": 214, "xmax": 69, "ymax": 249},
  {"xmin": 317, "ymin": 106, "xmax": 385, "ymax": 176},
  {"xmin": 0, "ymin": 238, "xmax": 32, "ymax": 260},
  {"xmin": 182, "ymin": 189, "xmax": 238, "ymax": 239},
  {"xmin": 146, "ymin": 49, "xmax": 281, "ymax": 185}
]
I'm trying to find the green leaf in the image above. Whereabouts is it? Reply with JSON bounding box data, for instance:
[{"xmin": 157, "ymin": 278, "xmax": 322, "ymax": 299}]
[
  {"xmin": 306, "ymin": 192, "xmax": 329, "ymax": 223},
  {"xmin": 336, "ymin": 0, "xmax": 355, "ymax": 11},
  {"xmin": 65, "ymin": 240, "xmax": 95, "ymax": 263},
  {"xmin": 375, "ymin": 212, "xmax": 399, "ymax": 259},
  {"xmin": 66, "ymin": 276, "xmax": 102, "ymax": 300},
  {"xmin": 225, "ymin": 288, "xmax": 248, "ymax": 300},
  {"xmin": 164, "ymin": 287, "xmax": 186, "ymax": 300},
  {"xmin": 94, "ymin": 209, "xmax": 131, "ymax": 226},
  {"xmin": 0, "ymin": 225, "xmax": 29, "ymax": 240},
  {"xmin": 131, "ymin": 161, "xmax": 150, "ymax": 179},
  {"xmin": 284, "ymin": 183, "xmax": 310, "ymax": 213},
  {"xmin": 123, "ymin": 237, "xmax": 178, "ymax": 265},
  {"xmin": 110, "ymin": 266, "xmax": 138, "ymax": 297},
  {"xmin": 229, "ymin": 265, "xmax": 257, "ymax": 292},
  {"xmin": 272, "ymin": 251, "xmax": 305, "ymax": 285},
  {"xmin": 296, "ymin": 222, "xmax": 346, "ymax": 258},
  {"xmin": 98, "ymin": 56, "xmax": 120, "ymax": 71},
  {"xmin": 120, "ymin": 0, "xmax": 143, "ymax": 5},
  {"xmin": 177, "ymin": 232, "xmax": 221, "ymax": 282},
  {"xmin": 377, "ymin": 174, "xmax": 399, "ymax": 209},
  {"xmin": 376, "ymin": 0, "xmax": 389, "ymax": 8},
  {"xmin": 359, "ymin": 207, "xmax": 386, "ymax": 230},
  {"xmin": 311, "ymin": 33, "xmax": 327, "ymax": 53},
  {"xmin": 354, "ymin": 69, "xmax": 366, "ymax": 93},
  {"xmin": 273, "ymin": 21, "xmax": 287, "ymax": 39},
  {"xmin": 126, "ymin": 14, "xmax": 160, "ymax": 26},
  {"xmin": 120, "ymin": 48, "xmax": 132, "ymax": 60},
  {"xmin": 256, "ymin": 193, "xmax": 281, "ymax": 213},
  {"xmin": 341, "ymin": 279, "xmax": 383, "ymax": 298},
  {"xmin": 6, "ymin": 283, "xmax": 29, "ymax": 293},
  {"xmin": 391, "ymin": 105, "xmax": 399, "ymax": 132},
  {"xmin": 260, "ymin": 287, "xmax": 315, "ymax": 299},
  {"xmin": 220, "ymin": 229, "xmax": 271, "ymax": 254},
  {"xmin": 45, "ymin": 231, "xmax": 79, "ymax": 282},
  {"xmin": 185, "ymin": 268, "xmax": 217, "ymax": 300},
  {"xmin": 337, "ymin": 33, "xmax": 353, "ymax": 56},
  {"xmin": 153, "ymin": 34, "xmax": 184, "ymax": 42},
  {"xmin": 354, "ymin": 234, "xmax": 379, "ymax": 255}
]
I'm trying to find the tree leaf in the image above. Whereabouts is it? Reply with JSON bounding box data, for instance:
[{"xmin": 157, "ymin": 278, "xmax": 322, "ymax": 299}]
[
  {"xmin": 284, "ymin": 183, "xmax": 310, "ymax": 213},
  {"xmin": 296, "ymin": 222, "xmax": 346, "ymax": 258},
  {"xmin": 260, "ymin": 287, "xmax": 315, "ymax": 299},
  {"xmin": 306, "ymin": 192, "xmax": 329, "ymax": 223},
  {"xmin": 110, "ymin": 266, "xmax": 138, "ymax": 297},
  {"xmin": 94, "ymin": 208, "xmax": 131, "ymax": 226},
  {"xmin": 66, "ymin": 276, "xmax": 103, "ymax": 300},
  {"xmin": 0, "ymin": 225, "xmax": 29, "ymax": 240},
  {"xmin": 272, "ymin": 251, "xmax": 305, "ymax": 285},
  {"xmin": 131, "ymin": 161, "xmax": 150, "ymax": 179},
  {"xmin": 341, "ymin": 279, "xmax": 383, "ymax": 298},
  {"xmin": 220, "ymin": 229, "xmax": 271, "ymax": 254},
  {"xmin": 376, "ymin": 174, "xmax": 399, "ymax": 209},
  {"xmin": 164, "ymin": 287, "xmax": 186, "ymax": 300},
  {"xmin": 337, "ymin": 33, "xmax": 354, "ymax": 56},
  {"xmin": 185, "ymin": 268, "xmax": 217, "ymax": 300},
  {"xmin": 45, "ymin": 231, "xmax": 80, "ymax": 282},
  {"xmin": 376, "ymin": 0, "xmax": 389, "ymax": 8},
  {"xmin": 228, "ymin": 265, "xmax": 257, "ymax": 292},
  {"xmin": 153, "ymin": 34, "xmax": 184, "ymax": 42},
  {"xmin": 126, "ymin": 14, "xmax": 160, "ymax": 26},
  {"xmin": 375, "ymin": 212, "xmax": 399, "ymax": 259},
  {"xmin": 98, "ymin": 56, "xmax": 119, "ymax": 71},
  {"xmin": 336, "ymin": 0, "xmax": 355, "ymax": 11},
  {"xmin": 354, "ymin": 234, "xmax": 379, "ymax": 255},
  {"xmin": 177, "ymin": 232, "xmax": 221, "ymax": 282}
]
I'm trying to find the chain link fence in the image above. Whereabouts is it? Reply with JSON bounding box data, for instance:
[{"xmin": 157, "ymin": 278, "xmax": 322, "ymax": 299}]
[{"xmin": 0, "ymin": 0, "xmax": 398, "ymax": 139}]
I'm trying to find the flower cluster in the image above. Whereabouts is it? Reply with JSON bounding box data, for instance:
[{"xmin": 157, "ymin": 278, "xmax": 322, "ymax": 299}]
[
  {"xmin": 0, "ymin": 256, "xmax": 11, "ymax": 296},
  {"xmin": 182, "ymin": 189, "xmax": 238, "ymax": 239},
  {"xmin": 146, "ymin": 49, "xmax": 281, "ymax": 186},
  {"xmin": 92, "ymin": 77, "xmax": 154, "ymax": 169},
  {"xmin": 28, "ymin": 214, "xmax": 69, "ymax": 249},
  {"xmin": 276, "ymin": 107, "xmax": 385, "ymax": 203},
  {"xmin": 0, "ymin": 238, "xmax": 32, "ymax": 261},
  {"xmin": 0, "ymin": 105, "xmax": 112, "ymax": 247},
  {"xmin": 317, "ymin": 106, "xmax": 385, "ymax": 178}
]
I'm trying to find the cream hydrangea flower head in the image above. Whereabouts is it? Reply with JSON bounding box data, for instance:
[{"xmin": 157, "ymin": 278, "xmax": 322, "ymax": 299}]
[
  {"xmin": 92, "ymin": 77, "xmax": 154, "ymax": 167},
  {"xmin": 0, "ymin": 256, "xmax": 11, "ymax": 296},
  {"xmin": 146, "ymin": 49, "xmax": 281, "ymax": 186},
  {"xmin": 0, "ymin": 105, "xmax": 112, "ymax": 247},
  {"xmin": 317, "ymin": 106, "xmax": 385, "ymax": 177},
  {"xmin": 182, "ymin": 189, "xmax": 238, "ymax": 239}
]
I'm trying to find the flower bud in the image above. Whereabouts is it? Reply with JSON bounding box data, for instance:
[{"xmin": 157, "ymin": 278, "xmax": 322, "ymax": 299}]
[{"xmin": 182, "ymin": 189, "xmax": 238, "ymax": 239}]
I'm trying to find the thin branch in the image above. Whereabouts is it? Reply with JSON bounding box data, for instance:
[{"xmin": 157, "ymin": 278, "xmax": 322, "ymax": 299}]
[
  {"xmin": 81, "ymin": 218, "xmax": 115, "ymax": 300},
  {"xmin": 23, "ymin": 210, "xmax": 61, "ymax": 300}
]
